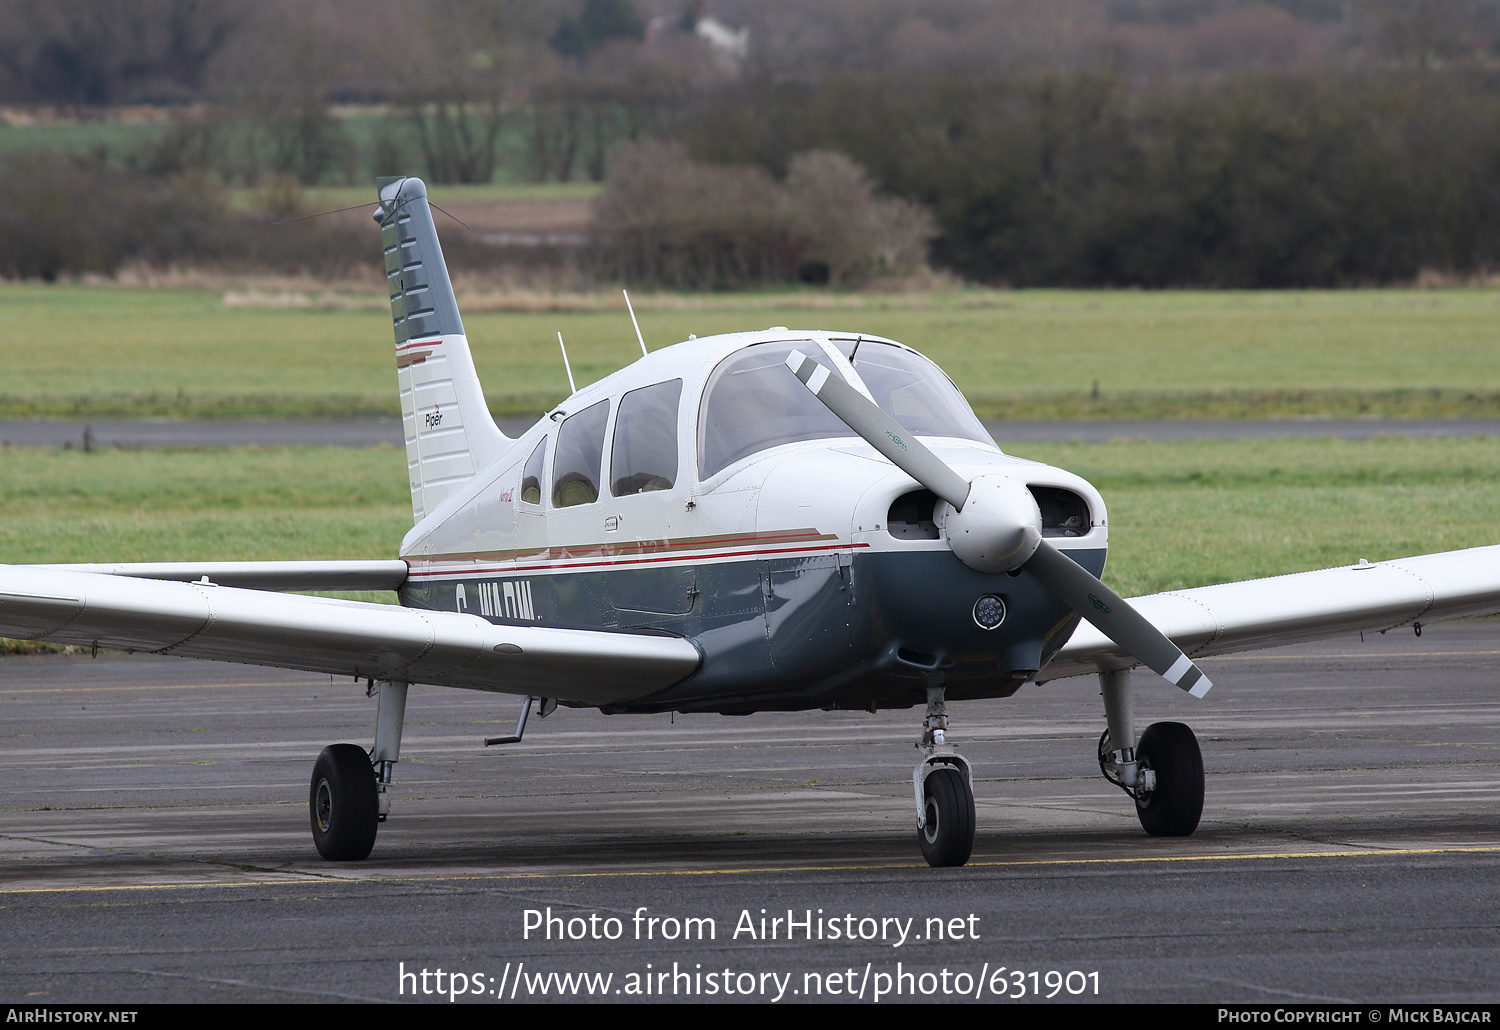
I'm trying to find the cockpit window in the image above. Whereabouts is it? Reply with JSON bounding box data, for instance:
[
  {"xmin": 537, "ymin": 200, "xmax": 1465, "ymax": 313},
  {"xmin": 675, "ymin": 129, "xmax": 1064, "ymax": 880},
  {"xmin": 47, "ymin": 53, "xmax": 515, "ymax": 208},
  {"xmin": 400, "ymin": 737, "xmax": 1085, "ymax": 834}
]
[
  {"xmin": 831, "ymin": 339, "xmax": 992, "ymax": 445},
  {"xmin": 697, "ymin": 342, "xmax": 852, "ymax": 480},
  {"xmin": 612, "ymin": 379, "xmax": 681, "ymax": 496},
  {"xmin": 552, "ymin": 399, "xmax": 609, "ymax": 507}
]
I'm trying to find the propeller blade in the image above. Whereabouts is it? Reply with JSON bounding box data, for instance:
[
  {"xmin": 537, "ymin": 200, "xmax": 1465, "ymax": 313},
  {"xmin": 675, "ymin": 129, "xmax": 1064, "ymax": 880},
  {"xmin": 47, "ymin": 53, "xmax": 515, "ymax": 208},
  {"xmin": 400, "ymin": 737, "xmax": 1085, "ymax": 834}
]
[
  {"xmin": 785, "ymin": 349, "xmax": 1212, "ymax": 697},
  {"xmin": 785, "ymin": 350, "xmax": 970, "ymax": 510},
  {"xmin": 1024, "ymin": 541, "xmax": 1212, "ymax": 697}
]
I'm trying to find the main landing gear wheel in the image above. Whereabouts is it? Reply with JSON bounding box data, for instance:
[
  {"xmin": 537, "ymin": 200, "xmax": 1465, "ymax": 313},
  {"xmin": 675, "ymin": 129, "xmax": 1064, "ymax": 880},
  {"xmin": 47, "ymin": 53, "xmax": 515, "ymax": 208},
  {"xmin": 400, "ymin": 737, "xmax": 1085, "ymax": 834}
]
[
  {"xmin": 1133, "ymin": 721, "xmax": 1204, "ymax": 837},
  {"xmin": 310, "ymin": 743, "xmax": 378, "ymax": 861},
  {"xmin": 918, "ymin": 767, "xmax": 975, "ymax": 867}
]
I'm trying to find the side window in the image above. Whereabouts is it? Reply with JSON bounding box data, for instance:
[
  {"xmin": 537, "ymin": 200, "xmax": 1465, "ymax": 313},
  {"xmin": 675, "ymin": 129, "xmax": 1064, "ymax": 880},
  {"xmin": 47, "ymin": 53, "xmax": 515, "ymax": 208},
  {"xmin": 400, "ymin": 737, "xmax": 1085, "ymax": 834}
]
[
  {"xmin": 552, "ymin": 399, "xmax": 609, "ymax": 508},
  {"xmin": 611, "ymin": 379, "xmax": 682, "ymax": 496},
  {"xmin": 520, "ymin": 438, "xmax": 546, "ymax": 506}
]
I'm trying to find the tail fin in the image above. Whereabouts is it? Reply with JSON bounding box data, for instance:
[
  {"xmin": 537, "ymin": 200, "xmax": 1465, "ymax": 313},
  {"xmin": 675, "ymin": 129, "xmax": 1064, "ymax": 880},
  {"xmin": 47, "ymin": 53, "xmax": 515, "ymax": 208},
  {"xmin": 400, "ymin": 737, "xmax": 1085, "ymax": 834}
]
[{"xmin": 376, "ymin": 176, "xmax": 510, "ymax": 522}]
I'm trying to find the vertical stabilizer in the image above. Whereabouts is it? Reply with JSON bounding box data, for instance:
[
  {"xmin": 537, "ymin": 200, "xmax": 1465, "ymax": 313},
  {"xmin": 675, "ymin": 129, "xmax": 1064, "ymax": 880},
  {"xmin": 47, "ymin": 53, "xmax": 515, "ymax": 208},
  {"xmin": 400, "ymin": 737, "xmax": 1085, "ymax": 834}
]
[{"xmin": 376, "ymin": 176, "xmax": 510, "ymax": 523}]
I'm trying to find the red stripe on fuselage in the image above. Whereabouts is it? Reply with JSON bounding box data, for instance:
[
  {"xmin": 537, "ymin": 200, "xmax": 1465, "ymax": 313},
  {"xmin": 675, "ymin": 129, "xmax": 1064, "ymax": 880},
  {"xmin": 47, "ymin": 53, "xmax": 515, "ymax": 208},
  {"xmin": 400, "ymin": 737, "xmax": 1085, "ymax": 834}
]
[
  {"xmin": 406, "ymin": 541, "xmax": 871, "ymax": 579},
  {"xmin": 409, "ymin": 528, "xmax": 837, "ymax": 567}
]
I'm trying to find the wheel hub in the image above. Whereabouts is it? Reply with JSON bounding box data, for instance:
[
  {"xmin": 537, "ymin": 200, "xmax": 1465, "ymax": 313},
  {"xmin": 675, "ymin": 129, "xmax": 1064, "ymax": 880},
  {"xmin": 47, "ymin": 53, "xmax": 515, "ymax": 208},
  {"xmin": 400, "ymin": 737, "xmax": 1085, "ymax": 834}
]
[
  {"xmin": 922, "ymin": 797, "xmax": 940, "ymax": 843},
  {"xmin": 315, "ymin": 778, "xmax": 333, "ymax": 833}
]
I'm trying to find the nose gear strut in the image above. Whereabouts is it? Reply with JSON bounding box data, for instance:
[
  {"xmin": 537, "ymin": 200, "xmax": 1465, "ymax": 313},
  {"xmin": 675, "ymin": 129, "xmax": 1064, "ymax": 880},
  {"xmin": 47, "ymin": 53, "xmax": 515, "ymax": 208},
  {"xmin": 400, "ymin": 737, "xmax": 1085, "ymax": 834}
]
[{"xmin": 912, "ymin": 686, "xmax": 975, "ymax": 867}]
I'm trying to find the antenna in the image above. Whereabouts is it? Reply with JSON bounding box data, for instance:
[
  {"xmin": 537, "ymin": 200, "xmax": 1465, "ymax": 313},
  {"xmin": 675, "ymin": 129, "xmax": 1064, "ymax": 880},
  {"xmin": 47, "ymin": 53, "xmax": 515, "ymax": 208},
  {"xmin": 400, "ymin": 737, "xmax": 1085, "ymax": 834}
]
[
  {"xmin": 623, "ymin": 289, "xmax": 648, "ymax": 357},
  {"xmin": 557, "ymin": 331, "xmax": 577, "ymax": 394}
]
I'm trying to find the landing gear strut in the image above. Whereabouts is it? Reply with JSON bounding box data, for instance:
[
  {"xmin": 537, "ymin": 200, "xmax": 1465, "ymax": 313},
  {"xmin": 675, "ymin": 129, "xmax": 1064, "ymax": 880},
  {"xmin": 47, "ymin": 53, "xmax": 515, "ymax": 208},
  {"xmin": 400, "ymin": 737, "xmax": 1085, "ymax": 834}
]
[
  {"xmin": 308, "ymin": 678, "xmax": 407, "ymax": 861},
  {"xmin": 1096, "ymin": 668, "xmax": 1204, "ymax": 836},
  {"xmin": 913, "ymin": 686, "xmax": 975, "ymax": 867}
]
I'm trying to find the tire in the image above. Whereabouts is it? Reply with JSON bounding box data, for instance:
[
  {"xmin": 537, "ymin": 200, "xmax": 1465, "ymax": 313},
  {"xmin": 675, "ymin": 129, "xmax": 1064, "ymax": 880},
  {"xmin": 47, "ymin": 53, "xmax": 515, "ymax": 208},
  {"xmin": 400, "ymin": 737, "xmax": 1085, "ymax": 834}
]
[
  {"xmin": 917, "ymin": 767, "xmax": 975, "ymax": 867},
  {"xmin": 1134, "ymin": 721, "xmax": 1204, "ymax": 837},
  {"xmin": 309, "ymin": 744, "xmax": 378, "ymax": 861}
]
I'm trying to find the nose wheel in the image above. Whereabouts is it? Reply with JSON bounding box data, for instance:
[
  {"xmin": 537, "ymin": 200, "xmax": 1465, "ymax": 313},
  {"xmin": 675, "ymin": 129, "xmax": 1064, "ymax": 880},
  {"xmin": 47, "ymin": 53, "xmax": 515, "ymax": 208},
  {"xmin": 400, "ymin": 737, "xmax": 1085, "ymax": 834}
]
[
  {"xmin": 918, "ymin": 766, "xmax": 974, "ymax": 867},
  {"xmin": 912, "ymin": 686, "xmax": 976, "ymax": 867}
]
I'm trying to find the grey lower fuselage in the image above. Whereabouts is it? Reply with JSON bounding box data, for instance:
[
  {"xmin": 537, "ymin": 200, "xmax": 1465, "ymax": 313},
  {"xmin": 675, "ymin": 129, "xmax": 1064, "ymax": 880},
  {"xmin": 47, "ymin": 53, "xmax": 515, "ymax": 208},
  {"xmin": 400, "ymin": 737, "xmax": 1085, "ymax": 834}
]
[{"xmin": 399, "ymin": 532, "xmax": 1104, "ymax": 716}]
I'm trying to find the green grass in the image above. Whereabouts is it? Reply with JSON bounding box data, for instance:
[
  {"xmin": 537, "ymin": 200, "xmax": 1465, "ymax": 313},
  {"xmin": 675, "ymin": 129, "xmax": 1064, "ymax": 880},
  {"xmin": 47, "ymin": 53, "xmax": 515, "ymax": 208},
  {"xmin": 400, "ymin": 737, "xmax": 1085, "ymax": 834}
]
[
  {"xmin": 0, "ymin": 119, "xmax": 170, "ymax": 162},
  {"xmin": 301, "ymin": 181, "xmax": 600, "ymax": 207},
  {"xmin": 0, "ymin": 110, "xmax": 566, "ymax": 187},
  {"xmin": 0, "ymin": 446, "xmax": 409, "ymax": 564},
  {"xmin": 1009, "ymin": 437, "xmax": 1500, "ymax": 596},
  {"xmin": 226, "ymin": 180, "xmax": 602, "ymax": 211},
  {"xmin": 0, "ymin": 438, "xmax": 1493, "ymax": 603},
  {"xmin": 4, "ymin": 285, "xmax": 1499, "ymax": 420}
]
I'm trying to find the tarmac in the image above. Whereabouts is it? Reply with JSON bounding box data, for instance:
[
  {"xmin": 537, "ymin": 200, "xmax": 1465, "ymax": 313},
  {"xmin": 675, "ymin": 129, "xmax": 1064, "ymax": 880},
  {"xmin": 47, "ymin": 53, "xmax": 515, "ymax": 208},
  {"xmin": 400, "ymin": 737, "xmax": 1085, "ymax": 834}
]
[{"xmin": 3, "ymin": 620, "xmax": 1499, "ymax": 1004}]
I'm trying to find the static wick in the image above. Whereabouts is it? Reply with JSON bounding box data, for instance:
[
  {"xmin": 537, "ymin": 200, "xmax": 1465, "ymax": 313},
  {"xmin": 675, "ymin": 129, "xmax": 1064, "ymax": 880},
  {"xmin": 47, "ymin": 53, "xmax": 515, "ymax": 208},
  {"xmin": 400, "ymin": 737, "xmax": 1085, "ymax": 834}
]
[
  {"xmin": 623, "ymin": 289, "xmax": 648, "ymax": 357},
  {"xmin": 557, "ymin": 331, "xmax": 577, "ymax": 394}
]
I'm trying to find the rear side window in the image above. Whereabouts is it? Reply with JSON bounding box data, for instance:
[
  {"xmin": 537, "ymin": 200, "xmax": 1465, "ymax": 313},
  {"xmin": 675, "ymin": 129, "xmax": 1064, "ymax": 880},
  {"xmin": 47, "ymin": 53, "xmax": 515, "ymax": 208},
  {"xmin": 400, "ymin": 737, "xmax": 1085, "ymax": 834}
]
[
  {"xmin": 612, "ymin": 379, "xmax": 682, "ymax": 496},
  {"xmin": 520, "ymin": 438, "xmax": 546, "ymax": 505},
  {"xmin": 552, "ymin": 400, "xmax": 609, "ymax": 507}
]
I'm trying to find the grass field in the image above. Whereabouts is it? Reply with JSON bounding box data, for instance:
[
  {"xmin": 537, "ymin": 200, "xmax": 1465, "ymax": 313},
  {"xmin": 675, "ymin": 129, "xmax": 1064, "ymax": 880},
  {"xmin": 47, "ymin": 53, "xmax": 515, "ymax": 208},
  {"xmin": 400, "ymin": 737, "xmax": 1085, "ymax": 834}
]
[
  {"xmin": 1, "ymin": 437, "xmax": 1494, "ymax": 601},
  {"xmin": 225, "ymin": 180, "xmax": 602, "ymax": 211},
  {"xmin": 4, "ymin": 284, "xmax": 1499, "ymax": 419},
  {"xmin": 0, "ymin": 110, "xmax": 558, "ymax": 188},
  {"xmin": 1013, "ymin": 437, "xmax": 1500, "ymax": 594}
]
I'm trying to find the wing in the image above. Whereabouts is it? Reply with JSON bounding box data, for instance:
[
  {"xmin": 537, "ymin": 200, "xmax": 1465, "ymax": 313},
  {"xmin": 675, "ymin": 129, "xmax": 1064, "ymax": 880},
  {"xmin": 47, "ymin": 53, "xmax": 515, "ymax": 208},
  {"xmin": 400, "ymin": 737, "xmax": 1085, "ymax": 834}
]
[
  {"xmin": 1040, "ymin": 544, "xmax": 1500, "ymax": 683},
  {"xmin": 28, "ymin": 561, "xmax": 410, "ymax": 592},
  {"xmin": 0, "ymin": 565, "xmax": 700, "ymax": 707}
]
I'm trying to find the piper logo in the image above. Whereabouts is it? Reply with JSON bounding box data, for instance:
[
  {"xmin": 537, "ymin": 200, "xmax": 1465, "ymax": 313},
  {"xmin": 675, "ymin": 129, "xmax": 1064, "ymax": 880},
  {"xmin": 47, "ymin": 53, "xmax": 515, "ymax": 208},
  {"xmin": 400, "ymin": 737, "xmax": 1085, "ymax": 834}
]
[{"xmin": 1088, "ymin": 594, "xmax": 1111, "ymax": 614}]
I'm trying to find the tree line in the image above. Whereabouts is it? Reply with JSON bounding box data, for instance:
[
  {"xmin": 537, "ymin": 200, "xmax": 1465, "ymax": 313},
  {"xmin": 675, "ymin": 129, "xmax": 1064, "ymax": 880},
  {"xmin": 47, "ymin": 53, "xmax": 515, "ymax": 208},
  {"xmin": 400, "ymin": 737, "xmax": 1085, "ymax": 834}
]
[
  {"xmin": 4, "ymin": 1, "xmax": 1500, "ymax": 286},
  {"xmin": 680, "ymin": 69, "xmax": 1500, "ymax": 286}
]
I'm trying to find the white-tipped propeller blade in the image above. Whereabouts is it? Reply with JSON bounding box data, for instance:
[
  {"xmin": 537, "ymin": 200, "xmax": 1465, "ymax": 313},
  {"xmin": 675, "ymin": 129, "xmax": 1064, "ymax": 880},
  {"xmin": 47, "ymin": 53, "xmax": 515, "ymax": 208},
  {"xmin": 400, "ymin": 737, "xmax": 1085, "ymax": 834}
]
[
  {"xmin": 1024, "ymin": 540, "xmax": 1211, "ymax": 696},
  {"xmin": 785, "ymin": 349, "xmax": 1211, "ymax": 697},
  {"xmin": 785, "ymin": 350, "xmax": 971, "ymax": 510}
]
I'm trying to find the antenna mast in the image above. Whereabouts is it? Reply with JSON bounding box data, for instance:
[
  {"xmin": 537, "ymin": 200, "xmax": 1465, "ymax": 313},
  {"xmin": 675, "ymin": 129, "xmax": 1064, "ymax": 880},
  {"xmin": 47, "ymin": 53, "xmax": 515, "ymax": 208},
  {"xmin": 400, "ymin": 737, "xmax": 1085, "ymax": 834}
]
[
  {"xmin": 556, "ymin": 331, "xmax": 577, "ymax": 394},
  {"xmin": 623, "ymin": 290, "xmax": 648, "ymax": 357}
]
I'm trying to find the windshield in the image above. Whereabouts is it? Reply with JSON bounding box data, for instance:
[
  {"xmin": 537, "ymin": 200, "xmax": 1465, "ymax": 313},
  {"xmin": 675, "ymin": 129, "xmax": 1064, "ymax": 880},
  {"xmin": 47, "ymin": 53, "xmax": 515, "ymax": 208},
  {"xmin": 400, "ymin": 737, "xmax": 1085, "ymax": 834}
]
[
  {"xmin": 697, "ymin": 342, "xmax": 850, "ymax": 480},
  {"xmin": 832, "ymin": 338, "xmax": 991, "ymax": 445},
  {"xmin": 697, "ymin": 339, "xmax": 991, "ymax": 480}
]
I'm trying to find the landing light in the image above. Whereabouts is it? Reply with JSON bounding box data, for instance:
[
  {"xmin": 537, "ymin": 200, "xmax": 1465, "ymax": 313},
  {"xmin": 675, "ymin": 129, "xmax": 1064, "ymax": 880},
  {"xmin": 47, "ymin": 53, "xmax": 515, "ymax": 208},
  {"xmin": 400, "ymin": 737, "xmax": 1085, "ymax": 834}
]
[{"xmin": 972, "ymin": 595, "xmax": 1008, "ymax": 630}]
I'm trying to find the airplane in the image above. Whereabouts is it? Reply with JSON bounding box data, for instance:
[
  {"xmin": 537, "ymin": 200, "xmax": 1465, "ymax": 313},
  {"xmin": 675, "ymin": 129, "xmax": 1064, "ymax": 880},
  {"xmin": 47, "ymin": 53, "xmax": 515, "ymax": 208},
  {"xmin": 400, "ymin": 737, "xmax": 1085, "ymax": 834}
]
[{"xmin": 5, "ymin": 175, "xmax": 1500, "ymax": 868}]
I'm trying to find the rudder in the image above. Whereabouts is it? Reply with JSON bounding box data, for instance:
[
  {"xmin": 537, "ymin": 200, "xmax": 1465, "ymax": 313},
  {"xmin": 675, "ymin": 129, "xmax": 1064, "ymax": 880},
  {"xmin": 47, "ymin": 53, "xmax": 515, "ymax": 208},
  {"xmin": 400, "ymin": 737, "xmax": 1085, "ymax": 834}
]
[{"xmin": 375, "ymin": 176, "xmax": 509, "ymax": 522}]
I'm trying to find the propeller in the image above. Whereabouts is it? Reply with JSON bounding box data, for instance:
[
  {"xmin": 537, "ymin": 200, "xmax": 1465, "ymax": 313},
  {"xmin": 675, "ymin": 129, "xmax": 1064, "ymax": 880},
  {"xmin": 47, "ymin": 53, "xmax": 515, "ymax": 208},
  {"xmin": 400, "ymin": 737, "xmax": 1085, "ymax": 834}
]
[{"xmin": 785, "ymin": 350, "xmax": 1211, "ymax": 698}]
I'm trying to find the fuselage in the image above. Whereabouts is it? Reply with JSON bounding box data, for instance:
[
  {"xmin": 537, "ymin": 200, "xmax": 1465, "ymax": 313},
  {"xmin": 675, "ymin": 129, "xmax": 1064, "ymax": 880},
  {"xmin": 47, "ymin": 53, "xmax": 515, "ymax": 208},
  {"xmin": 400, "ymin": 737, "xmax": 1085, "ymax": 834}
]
[{"xmin": 397, "ymin": 329, "xmax": 1108, "ymax": 714}]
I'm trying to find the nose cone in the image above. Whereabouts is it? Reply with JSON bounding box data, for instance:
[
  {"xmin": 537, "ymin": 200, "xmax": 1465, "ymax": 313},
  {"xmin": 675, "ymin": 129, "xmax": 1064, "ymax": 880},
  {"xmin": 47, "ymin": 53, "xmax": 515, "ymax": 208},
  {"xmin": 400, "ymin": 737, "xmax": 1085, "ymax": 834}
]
[{"xmin": 944, "ymin": 474, "xmax": 1042, "ymax": 573}]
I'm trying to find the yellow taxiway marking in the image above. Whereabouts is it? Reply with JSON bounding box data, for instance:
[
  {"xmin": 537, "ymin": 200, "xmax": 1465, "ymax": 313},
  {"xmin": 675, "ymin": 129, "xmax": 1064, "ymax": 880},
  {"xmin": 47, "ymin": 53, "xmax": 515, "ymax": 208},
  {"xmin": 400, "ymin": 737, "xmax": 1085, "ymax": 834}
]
[
  {"xmin": 1206, "ymin": 651, "xmax": 1500, "ymax": 661},
  {"xmin": 6, "ymin": 844, "xmax": 1500, "ymax": 894}
]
